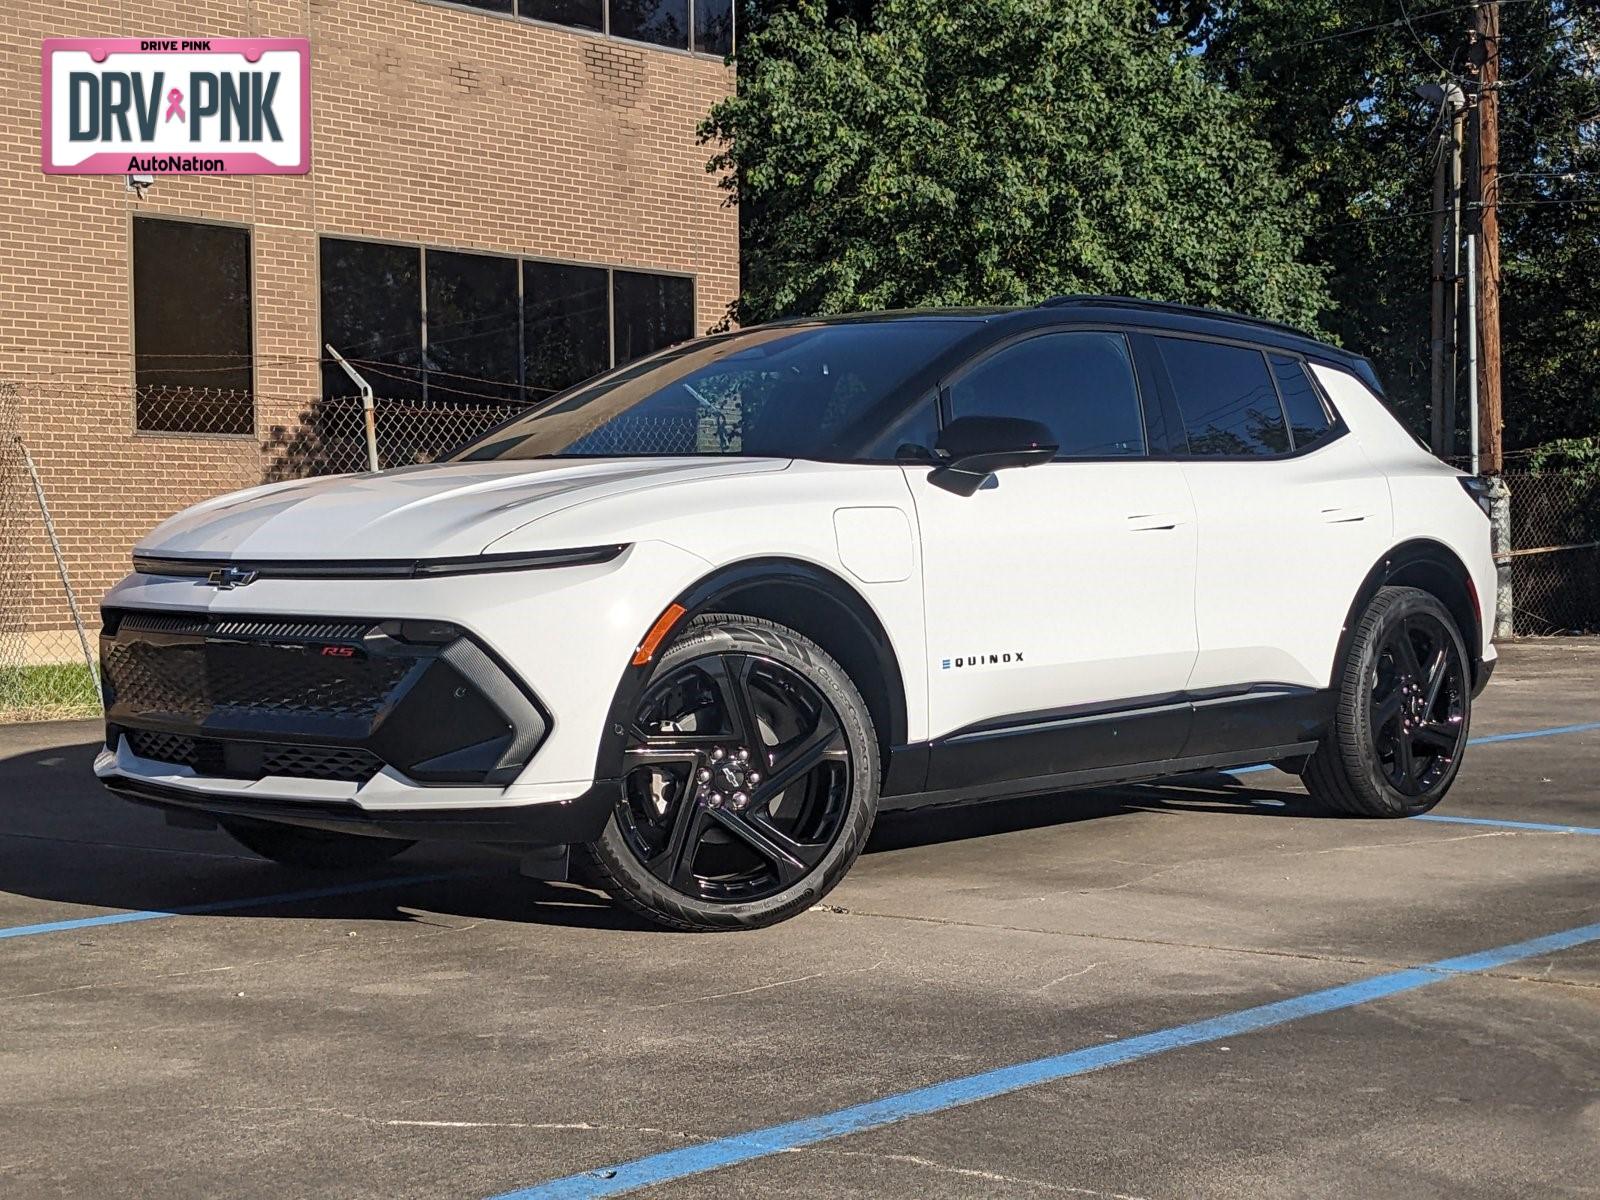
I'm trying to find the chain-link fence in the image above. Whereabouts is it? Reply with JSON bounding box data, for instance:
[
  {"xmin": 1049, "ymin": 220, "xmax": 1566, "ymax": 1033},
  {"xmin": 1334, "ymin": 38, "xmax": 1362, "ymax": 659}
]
[
  {"xmin": 0, "ymin": 383, "xmax": 102, "ymax": 722},
  {"xmin": 1501, "ymin": 468, "xmax": 1600, "ymax": 636}
]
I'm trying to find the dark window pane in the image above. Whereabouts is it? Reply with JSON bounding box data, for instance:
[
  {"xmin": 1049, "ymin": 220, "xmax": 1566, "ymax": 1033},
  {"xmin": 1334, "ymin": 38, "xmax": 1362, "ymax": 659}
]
[
  {"xmin": 609, "ymin": 0, "xmax": 689, "ymax": 49},
  {"xmin": 425, "ymin": 249, "xmax": 521, "ymax": 402},
  {"xmin": 519, "ymin": 0, "xmax": 601, "ymax": 28},
  {"xmin": 459, "ymin": 0, "xmax": 513, "ymax": 12},
  {"xmin": 948, "ymin": 332, "xmax": 1145, "ymax": 458},
  {"xmin": 1158, "ymin": 338, "xmax": 1289, "ymax": 457},
  {"xmin": 694, "ymin": 0, "xmax": 733, "ymax": 54},
  {"xmin": 320, "ymin": 238, "xmax": 422, "ymax": 403},
  {"xmin": 1270, "ymin": 354, "xmax": 1335, "ymax": 450},
  {"xmin": 133, "ymin": 218, "xmax": 253, "ymax": 434},
  {"xmin": 613, "ymin": 270, "xmax": 694, "ymax": 366},
  {"xmin": 524, "ymin": 261, "xmax": 610, "ymax": 398}
]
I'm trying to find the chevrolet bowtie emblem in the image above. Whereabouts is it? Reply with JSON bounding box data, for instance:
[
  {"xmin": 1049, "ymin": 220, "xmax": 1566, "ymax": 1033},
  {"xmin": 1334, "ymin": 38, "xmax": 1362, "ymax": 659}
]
[{"xmin": 206, "ymin": 566, "xmax": 258, "ymax": 590}]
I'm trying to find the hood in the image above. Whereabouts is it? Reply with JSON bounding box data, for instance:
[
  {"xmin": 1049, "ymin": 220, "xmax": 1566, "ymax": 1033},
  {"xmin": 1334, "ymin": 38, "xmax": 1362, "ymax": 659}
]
[{"xmin": 138, "ymin": 458, "xmax": 790, "ymax": 561}]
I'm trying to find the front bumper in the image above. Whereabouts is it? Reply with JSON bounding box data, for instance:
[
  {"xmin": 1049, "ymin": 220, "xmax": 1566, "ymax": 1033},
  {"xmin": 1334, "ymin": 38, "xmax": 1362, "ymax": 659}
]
[{"xmin": 93, "ymin": 539, "xmax": 716, "ymax": 838}]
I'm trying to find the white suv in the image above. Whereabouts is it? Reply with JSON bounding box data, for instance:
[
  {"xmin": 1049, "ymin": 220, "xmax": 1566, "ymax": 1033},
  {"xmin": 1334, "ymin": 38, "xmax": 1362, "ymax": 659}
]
[{"xmin": 96, "ymin": 297, "xmax": 1497, "ymax": 930}]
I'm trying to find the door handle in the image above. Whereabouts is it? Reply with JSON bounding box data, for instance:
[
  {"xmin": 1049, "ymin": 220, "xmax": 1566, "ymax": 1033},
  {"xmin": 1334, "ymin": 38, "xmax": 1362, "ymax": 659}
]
[
  {"xmin": 1125, "ymin": 512, "xmax": 1187, "ymax": 531},
  {"xmin": 1320, "ymin": 506, "xmax": 1370, "ymax": 524}
]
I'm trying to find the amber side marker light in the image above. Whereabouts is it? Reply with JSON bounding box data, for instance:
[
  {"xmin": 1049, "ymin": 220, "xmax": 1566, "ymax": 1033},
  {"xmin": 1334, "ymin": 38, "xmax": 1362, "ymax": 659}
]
[{"xmin": 632, "ymin": 603, "xmax": 688, "ymax": 666}]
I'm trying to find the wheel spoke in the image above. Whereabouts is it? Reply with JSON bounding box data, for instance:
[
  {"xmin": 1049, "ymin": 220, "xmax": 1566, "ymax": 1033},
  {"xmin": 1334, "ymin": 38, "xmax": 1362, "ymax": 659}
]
[
  {"xmin": 704, "ymin": 805, "xmax": 817, "ymax": 886},
  {"xmin": 646, "ymin": 796, "xmax": 708, "ymax": 890},
  {"xmin": 702, "ymin": 654, "xmax": 766, "ymax": 749},
  {"xmin": 1372, "ymin": 688, "xmax": 1404, "ymax": 733},
  {"xmin": 1414, "ymin": 721, "xmax": 1460, "ymax": 753},
  {"xmin": 754, "ymin": 715, "xmax": 846, "ymax": 805},
  {"xmin": 1421, "ymin": 647, "xmax": 1451, "ymax": 719},
  {"xmin": 1392, "ymin": 727, "xmax": 1418, "ymax": 792},
  {"xmin": 624, "ymin": 739, "xmax": 717, "ymax": 767},
  {"xmin": 1389, "ymin": 620, "xmax": 1425, "ymax": 681}
]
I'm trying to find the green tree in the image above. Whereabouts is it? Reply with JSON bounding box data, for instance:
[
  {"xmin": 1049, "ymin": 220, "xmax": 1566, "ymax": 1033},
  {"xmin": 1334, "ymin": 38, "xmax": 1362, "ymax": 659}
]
[
  {"xmin": 1169, "ymin": 0, "xmax": 1600, "ymax": 450},
  {"xmin": 702, "ymin": 0, "xmax": 1329, "ymax": 328}
]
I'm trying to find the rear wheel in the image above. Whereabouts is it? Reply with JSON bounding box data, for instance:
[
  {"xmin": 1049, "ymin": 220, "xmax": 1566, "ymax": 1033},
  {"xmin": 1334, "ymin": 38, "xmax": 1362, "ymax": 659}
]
[
  {"xmin": 1303, "ymin": 586, "xmax": 1471, "ymax": 817},
  {"xmin": 581, "ymin": 615, "xmax": 879, "ymax": 931},
  {"xmin": 221, "ymin": 817, "xmax": 415, "ymax": 870}
]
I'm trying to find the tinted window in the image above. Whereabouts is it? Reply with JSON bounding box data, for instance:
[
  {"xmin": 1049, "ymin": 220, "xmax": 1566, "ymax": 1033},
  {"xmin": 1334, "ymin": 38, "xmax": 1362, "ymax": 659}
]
[
  {"xmin": 1158, "ymin": 338, "xmax": 1289, "ymax": 457},
  {"xmin": 1270, "ymin": 354, "xmax": 1335, "ymax": 450},
  {"xmin": 425, "ymin": 249, "xmax": 521, "ymax": 401},
  {"xmin": 695, "ymin": 0, "xmax": 734, "ymax": 54},
  {"xmin": 521, "ymin": 0, "xmax": 601, "ymax": 29},
  {"xmin": 613, "ymin": 270, "xmax": 694, "ymax": 366},
  {"xmin": 453, "ymin": 321, "xmax": 978, "ymax": 461},
  {"xmin": 133, "ymin": 218, "xmax": 253, "ymax": 434},
  {"xmin": 524, "ymin": 261, "xmax": 610, "ymax": 399},
  {"xmin": 609, "ymin": 0, "xmax": 689, "ymax": 48},
  {"xmin": 947, "ymin": 331, "xmax": 1145, "ymax": 458},
  {"xmin": 321, "ymin": 239, "xmax": 423, "ymax": 402}
]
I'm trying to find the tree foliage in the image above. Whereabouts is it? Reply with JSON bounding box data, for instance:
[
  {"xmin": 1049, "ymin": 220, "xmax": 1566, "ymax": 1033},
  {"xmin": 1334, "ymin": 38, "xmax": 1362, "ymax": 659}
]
[{"xmin": 702, "ymin": 0, "xmax": 1329, "ymax": 327}]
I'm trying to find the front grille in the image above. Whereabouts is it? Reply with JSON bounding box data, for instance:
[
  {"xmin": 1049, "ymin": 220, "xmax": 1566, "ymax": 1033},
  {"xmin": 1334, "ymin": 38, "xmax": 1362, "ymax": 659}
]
[
  {"xmin": 124, "ymin": 728, "xmax": 384, "ymax": 783},
  {"xmin": 101, "ymin": 609, "xmax": 547, "ymax": 788},
  {"xmin": 102, "ymin": 636, "xmax": 412, "ymax": 723}
]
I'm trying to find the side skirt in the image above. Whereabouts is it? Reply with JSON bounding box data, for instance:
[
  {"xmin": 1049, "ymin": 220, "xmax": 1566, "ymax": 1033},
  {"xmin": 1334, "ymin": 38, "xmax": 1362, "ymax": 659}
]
[{"xmin": 883, "ymin": 685, "xmax": 1330, "ymax": 811}]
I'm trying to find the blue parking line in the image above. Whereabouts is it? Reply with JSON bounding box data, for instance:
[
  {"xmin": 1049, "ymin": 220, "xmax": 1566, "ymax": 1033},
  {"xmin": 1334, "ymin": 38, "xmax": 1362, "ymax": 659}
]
[
  {"xmin": 0, "ymin": 871, "xmax": 468, "ymax": 941},
  {"xmin": 1411, "ymin": 813, "xmax": 1600, "ymax": 836},
  {"xmin": 489, "ymin": 918, "xmax": 1600, "ymax": 1200},
  {"xmin": 1227, "ymin": 719, "xmax": 1600, "ymax": 779}
]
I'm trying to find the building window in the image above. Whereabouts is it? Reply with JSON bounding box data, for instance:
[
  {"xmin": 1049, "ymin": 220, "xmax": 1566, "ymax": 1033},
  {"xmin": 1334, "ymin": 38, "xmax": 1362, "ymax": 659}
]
[
  {"xmin": 613, "ymin": 270, "xmax": 695, "ymax": 366},
  {"xmin": 443, "ymin": 0, "xmax": 732, "ymax": 54},
  {"xmin": 319, "ymin": 238, "xmax": 694, "ymax": 405},
  {"xmin": 132, "ymin": 217, "xmax": 254, "ymax": 435}
]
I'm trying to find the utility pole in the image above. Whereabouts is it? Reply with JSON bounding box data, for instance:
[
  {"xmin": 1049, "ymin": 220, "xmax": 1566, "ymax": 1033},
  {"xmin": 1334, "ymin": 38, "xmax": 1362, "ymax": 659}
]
[
  {"xmin": 1468, "ymin": 0, "xmax": 1513, "ymax": 638},
  {"xmin": 1419, "ymin": 83, "xmax": 1466, "ymax": 458},
  {"xmin": 1470, "ymin": 1, "xmax": 1503, "ymax": 475}
]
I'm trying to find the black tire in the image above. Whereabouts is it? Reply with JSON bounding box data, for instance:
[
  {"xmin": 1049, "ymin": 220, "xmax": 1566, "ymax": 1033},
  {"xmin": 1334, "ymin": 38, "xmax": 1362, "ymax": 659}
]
[
  {"xmin": 581, "ymin": 614, "xmax": 879, "ymax": 931},
  {"xmin": 220, "ymin": 817, "xmax": 415, "ymax": 870},
  {"xmin": 1303, "ymin": 585, "xmax": 1472, "ymax": 817}
]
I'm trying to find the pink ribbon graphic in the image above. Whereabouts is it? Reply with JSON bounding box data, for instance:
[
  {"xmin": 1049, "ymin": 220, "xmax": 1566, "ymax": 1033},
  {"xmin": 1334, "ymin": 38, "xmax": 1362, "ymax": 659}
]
[{"xmin": 164, "ymin": 87, "xmax": 185, "ymax": 123}]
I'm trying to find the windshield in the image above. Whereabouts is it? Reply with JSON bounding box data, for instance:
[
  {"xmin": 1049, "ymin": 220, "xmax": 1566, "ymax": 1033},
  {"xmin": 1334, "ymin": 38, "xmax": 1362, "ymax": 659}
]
[{"xmin": 450, "ymin": 320, "xmax": 980, "ymax": 462}]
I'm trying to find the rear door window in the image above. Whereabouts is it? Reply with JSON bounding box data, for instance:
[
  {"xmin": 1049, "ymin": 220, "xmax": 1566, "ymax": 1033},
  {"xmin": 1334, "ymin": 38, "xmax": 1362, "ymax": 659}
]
[{"xmin": 1156, "ymin": 337, "xmax": 1290, "ymax": 457}]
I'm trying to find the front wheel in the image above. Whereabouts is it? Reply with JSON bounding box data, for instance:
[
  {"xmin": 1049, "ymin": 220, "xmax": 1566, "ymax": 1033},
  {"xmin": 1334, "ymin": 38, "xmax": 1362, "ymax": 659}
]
[
  {"xmin": 581, "ymin": 614, "xmax": 880, "ymax": 931},
  {"xmin": 1303, "ymin": 586, "xmax": 1472, "ymax": 817}
]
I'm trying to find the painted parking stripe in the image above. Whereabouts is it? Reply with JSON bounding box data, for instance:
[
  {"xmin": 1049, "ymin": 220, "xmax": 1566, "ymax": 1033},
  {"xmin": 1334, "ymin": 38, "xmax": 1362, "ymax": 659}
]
[
  {"xmin": 1227, "ymin": 719, "xmax": 1600, "ymax": 779},
  {"xmin": 490, "ymin": 918, "xmax": 1600, "ymax": 1200},
  {"xmin": 1412, "ymin": 813, "xmax": 1600, "ymax": 835},
  {"xmin": 0, "ymin": 871, "xmax": 467, "ymax": 941}
]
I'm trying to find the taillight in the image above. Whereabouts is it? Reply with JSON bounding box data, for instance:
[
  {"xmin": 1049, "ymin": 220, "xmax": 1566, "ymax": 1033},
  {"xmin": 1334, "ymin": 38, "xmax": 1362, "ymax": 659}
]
[{"xmin": 1458, "ymin": 476, "xmax": 1492, "ymax": 519}]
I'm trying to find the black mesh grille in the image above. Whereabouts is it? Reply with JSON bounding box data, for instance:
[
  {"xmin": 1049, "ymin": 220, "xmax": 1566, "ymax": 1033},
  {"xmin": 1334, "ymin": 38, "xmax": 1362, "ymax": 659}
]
[
  {"xmin": 124, "ymin": 728, "xmax": 384, "ymax": 783},
  {"xmin": 103, "ymin": 638, "xmax": 411, "ymax": 722}
]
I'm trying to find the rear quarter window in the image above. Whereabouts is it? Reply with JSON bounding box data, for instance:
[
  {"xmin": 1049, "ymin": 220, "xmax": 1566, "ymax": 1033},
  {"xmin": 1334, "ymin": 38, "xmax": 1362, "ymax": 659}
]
[{"xmin": 1269, "ymin": 354, "xmax": 1336, "ymax": 451}]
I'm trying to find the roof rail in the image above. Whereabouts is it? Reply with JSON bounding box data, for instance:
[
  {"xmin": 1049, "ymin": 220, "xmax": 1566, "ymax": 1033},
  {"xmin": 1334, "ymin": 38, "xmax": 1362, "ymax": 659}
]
[{"xmin": 1037, "ymin": 294, "xmax": 1318, "ymax": 343}]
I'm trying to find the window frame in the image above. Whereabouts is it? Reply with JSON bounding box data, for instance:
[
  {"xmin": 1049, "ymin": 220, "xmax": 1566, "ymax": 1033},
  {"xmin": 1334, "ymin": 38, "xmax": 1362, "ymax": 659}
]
[
  {"xmin": 935, "ymin": 326, "xmax": 1154, "ymax": 463},
  {"xmin": 316, "ymin": 233, "xmax": 695, "ymax": 407},
  {"xmin": 129, "ymin": 212, "xmax": 258, "ymax": 441},
  {"xmin": 1138, "ymin": 328, "xmax": 1350, "ymax": 463},
  {"xmin": 416, "ymin": 0, "xmax": 734, "ymax": 59}
]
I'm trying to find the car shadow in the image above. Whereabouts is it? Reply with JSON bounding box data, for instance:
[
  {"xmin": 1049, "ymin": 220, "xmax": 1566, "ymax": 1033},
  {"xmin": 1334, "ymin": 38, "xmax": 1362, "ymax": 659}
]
[{"xmin": 0, "ymin": 735, "xmax": 1335, "ymax": 934}]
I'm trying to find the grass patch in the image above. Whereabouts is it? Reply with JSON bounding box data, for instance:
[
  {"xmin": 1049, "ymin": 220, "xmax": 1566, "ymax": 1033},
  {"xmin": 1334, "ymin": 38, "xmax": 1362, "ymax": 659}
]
[{"xmin": 0, "ymin": 662, "xmax": 102, "ymax": 722}]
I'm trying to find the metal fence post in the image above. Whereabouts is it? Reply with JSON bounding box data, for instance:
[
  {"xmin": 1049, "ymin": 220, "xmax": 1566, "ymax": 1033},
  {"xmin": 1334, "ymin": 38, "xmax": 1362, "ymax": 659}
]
[
  {"xmin": 15, "ymin": 434, "xmax": 100, "ymax": 691},
  {"xmin": 1488, "ymin": 474, "xmax": 1514, "ymax": 640}
]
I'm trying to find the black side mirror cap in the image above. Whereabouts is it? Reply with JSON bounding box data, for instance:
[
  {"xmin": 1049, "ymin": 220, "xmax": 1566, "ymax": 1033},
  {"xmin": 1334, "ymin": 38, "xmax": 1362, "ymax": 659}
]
[{"xmin": 929, "ymin": 416, "xmax": 1058, "ymax": 496}]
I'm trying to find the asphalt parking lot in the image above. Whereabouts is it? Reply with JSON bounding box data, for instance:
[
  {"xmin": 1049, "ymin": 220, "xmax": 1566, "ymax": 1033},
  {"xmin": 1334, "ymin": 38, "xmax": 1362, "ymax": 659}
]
[{"xmin": 2, "ymin": 639, "xmax": 1598, "ymax": 1200}]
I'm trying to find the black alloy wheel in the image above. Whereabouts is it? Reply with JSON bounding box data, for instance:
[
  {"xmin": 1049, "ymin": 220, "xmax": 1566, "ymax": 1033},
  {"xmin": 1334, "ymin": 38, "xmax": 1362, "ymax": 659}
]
[
  {"xmin": 583, "ymin": 615, "xmax": 879, "ymax": 930},
  {"xmin": 1304, "ymin": 585, "xmax": 1472, "ymax": 817},
  {"xmin": 1368, "ymin": 609, "xmax": 1469, "ymax": 796}
]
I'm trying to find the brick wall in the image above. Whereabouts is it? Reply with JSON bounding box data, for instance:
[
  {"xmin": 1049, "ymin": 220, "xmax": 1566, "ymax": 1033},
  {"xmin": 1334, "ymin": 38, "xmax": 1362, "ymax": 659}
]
[{"xmin": 0, "ymin": 0, "xmax": 736, "ymax": 631}]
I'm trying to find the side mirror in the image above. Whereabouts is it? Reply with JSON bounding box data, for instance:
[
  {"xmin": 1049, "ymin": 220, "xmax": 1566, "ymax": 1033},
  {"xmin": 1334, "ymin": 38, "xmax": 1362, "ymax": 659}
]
[{"xmin": 930, "ymin": 416, "xmax": 1058, "ymax": 496}]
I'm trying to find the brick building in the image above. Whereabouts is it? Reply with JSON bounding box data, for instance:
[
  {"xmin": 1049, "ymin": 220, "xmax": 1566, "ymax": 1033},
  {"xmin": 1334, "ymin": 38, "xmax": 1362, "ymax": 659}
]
[{"xmin": 0, "ymin": 0, "xmax": 737, "ymax": 654}]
